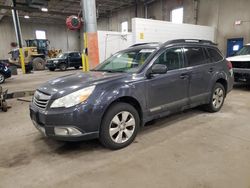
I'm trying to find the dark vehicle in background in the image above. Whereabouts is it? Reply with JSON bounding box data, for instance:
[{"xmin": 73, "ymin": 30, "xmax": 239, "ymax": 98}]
[
  {"xmin": 30, "ymin": 39, "xmax": 234, "ymax": 150},
  {"xmin": 0, "ymin": 62, "xmax": 11, "ymax": 84},
  {"xmin": 46, "ymin": 52, "xmax": 82, "ymax": 71},
  {"xmin": 227, "ymin": 44, "xmax": 250, "ymax": 84}
]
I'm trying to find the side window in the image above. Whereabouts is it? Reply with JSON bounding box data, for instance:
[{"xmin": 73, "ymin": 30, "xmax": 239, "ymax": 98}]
[
  {"xmin": 207, "ymin": 48, "xmax": 223, "ymax": 62},
  {"xmin": 71, "ymin": 53, "xmax": 78, "ymax": 57},
  {"xmin": 154, "ymin": 48, "xmax": 183, "ymax": 71},
  {"xmin": 184, "ymin": 47, "xmax": 207, "ymax": 66}
]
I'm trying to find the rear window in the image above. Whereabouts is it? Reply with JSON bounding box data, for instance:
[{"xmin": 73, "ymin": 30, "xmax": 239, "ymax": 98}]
[
  {"xmin": 184, "ymin": 47, "xmax": 207, "ymax": 66},
  {"xmin": 207, "ymin": 48, "xmax": 223, "ymax": 62}
]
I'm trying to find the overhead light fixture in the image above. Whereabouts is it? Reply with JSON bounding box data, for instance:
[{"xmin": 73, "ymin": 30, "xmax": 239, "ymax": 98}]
[
  {"xmin": 41, "ymin": 7, "xmax": 48, "ymax": 12},
  {"xmin": 24, "ymin": 15, "xmax": 30, "ymax": 19}
]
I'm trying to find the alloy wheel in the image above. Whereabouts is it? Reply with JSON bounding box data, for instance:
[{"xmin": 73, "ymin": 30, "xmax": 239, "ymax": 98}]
[
  {"xmin": 109, "ymin": 111, "xmax": 136, "ymax": 144},
  {"xmin": 212, "ymin": 88, "xmax": 224, "ymax": 109},
  {"xmin": 0, "ymin": 74, "xmax": 4, "ymax": 83}
]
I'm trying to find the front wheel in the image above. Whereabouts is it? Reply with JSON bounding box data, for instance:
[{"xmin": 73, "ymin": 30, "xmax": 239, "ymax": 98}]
[
  {"xmin": 59, "ymin": 63, "xmax": 67, "ymax": 71},
  {"xmin": 0, "ymin": 73, "xmax": 5, "ymax": 84},
  {"xmin": 204, "ymin": 83, "xmax": 225, "ymax": 112},
  {"xmin": 99, "ymin": 103, "xmax": 140, "ymax": 150}
]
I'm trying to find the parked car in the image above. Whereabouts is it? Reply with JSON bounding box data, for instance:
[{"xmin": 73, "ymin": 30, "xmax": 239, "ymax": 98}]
[
  {"xmin": 46, "ymin": 52, "xmax": 82, "ymax": 71},
  {"xmin": 0, "ymin": 62, "xmax": 11, "ymax": 84},
  {"xmin": 30, "ymin": 39, "xmax": 234, "ymax": 149},
  {"xmin": 227, "ymin": 44, "xmax": 250, "ymax": 84}
]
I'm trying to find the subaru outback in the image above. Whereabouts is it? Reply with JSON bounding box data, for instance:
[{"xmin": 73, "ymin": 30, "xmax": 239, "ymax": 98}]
[{"xmin": 30, "ymin": 39, "xmax": 234, "ymax": 149}]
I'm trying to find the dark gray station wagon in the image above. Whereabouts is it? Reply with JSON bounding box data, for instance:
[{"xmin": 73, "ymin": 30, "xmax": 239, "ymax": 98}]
[{"xmin": 30, "ymin": 39, "xmax": 234, "ymax": 149}]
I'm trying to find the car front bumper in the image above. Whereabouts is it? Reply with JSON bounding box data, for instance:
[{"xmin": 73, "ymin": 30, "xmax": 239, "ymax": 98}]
[
  {"xmin": 4, "ymin": 69, "xmax": 11, "ymax": 79},
  {"xmin": 29, "ymin": 102, "xmax": 100, "ymax": 141},
  {"xmin": 233, "ymin": 68, "xmax": 250, "ymax": 83},
  {"xmin": 45, "ymin": 63, "xmax": 57, "ymax": 69}
]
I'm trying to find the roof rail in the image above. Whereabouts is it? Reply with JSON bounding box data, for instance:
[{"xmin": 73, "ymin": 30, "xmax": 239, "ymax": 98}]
[
  {"xmin": 130, "ymin": 42, "xmax": 161, "ymax": 47},
  {"xmin": 164, "ymin": 39, "xmax": 217, "ymax": 46}
]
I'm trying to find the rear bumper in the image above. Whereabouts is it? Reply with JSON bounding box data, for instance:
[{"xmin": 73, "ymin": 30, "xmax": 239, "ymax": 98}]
[{"xmin": 233, "ymin": 68, "xmax": 250, "ymax": 83}]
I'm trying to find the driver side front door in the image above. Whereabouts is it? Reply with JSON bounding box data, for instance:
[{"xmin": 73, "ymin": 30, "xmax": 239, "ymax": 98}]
[{"xmin": 146, "ymin": 47, "xmax": 190, "ymax": 115}]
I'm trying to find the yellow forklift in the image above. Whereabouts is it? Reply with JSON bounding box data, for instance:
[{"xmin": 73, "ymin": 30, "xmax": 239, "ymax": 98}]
[{"xmin": 8, "ymin": 39, "xmax": 61, "ymax": 71}]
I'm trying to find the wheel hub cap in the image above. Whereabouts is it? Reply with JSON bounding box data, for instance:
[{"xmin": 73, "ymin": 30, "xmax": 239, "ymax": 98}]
[
  {"xmin": 212, "ymin": 88, "xmax": 224, "ymax": 109},
  {"xmin": 109, "ymin": 111, "xmax": 135, "ymax": 144}
]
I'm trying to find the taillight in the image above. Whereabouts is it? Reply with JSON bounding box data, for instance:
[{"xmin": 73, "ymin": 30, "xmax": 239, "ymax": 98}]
[
  {"xmin": 226, "ymin": 60, "xmax": 233, "ymax": 76},
  {"xmin": 227, "ymin": 60, "xmax": 233, "ymax": 70}
]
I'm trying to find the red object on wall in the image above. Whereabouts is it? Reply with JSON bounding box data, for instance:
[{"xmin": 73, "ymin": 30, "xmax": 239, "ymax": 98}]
[
  {"xmin": 10, "ymin": 42, "xmax": 18, "ymax": 47},
  {"xmin": 66, "ymin": 16, "xmax": 82, "ymax": 30}
]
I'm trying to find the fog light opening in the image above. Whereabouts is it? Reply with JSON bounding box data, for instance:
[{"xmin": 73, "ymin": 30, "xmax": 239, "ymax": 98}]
[{"xmin": 54, "ymin": 127, "xmax": 82, "ymax": 136}]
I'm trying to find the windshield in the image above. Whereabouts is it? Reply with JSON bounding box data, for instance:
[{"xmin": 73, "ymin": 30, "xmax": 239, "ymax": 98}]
[
  {"xmin": 236, "ymin": 46, "xmax": 250, "ymax": 56},
  {"xmin": 57, "ymin": 53, "xmax": 68, "ymax": 58},
  {"xmin": 93, "ymin": 48, "xmax": 155, "ymax": 73}
]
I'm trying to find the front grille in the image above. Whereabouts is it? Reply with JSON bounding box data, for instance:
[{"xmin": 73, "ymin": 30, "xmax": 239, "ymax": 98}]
[
  {"xmin": 232, "ymin": 61, "xmax": 250, "ymax": 69},
  {"xmin": 33, "ymin": 91, "xmax": 51, "ymax": 109}
]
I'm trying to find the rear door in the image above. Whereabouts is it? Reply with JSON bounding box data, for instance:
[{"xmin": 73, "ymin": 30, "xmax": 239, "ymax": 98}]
[
  {"xmin": 183, "ymin": 46, "xmax": 213, "ymax": 106},
  {"xmin": 146, "ymin": 47, "xmax": 190, "ymax": 114},
  {"xmin": 68, "ymin": 52, "xmax": 81, "ymax": 67}
]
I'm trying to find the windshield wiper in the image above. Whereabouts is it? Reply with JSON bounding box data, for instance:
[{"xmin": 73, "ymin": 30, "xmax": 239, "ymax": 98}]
[{"xmin": 105, "ymin": 70, "xmax": 125, "ymax": 73}]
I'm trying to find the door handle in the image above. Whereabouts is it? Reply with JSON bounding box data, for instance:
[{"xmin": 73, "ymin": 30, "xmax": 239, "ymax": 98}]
[
  {"xmin": 180, "ymin": 73, "xmax": 189, "ymax": 79},
  {"xmin": 208, "ymin": 68, "xmax": 214, "ymax": 73}
]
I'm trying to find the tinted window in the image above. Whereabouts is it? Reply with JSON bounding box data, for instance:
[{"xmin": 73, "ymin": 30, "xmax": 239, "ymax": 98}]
[
  {"xmin": 207, "ymin": 48, "xmax": 223, "ymax": 62},
  {"xmin": 154, "ymin": 48, "xmax": 183, "ymax": 71},
  {"xmin": 71, "ymin": 53, "xmax": 80, "ymax": 57},
  {"xmin": 184, "ymin": 47, "xmax": 206, "ymax": 66},
  {"xmin": 236, "ymin": 46, "xmax": 250, "ymax": 56}
]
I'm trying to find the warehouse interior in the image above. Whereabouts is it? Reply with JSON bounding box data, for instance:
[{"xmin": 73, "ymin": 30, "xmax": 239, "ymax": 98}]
[{"xmin": 1, "ymin": 0, "xmax": 250, "ymax": 187}]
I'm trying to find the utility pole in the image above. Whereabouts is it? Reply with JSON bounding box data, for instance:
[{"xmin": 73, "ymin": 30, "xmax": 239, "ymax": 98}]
[
  {"xmin": 81, "ymin": 0, "xmax": 99, "ymax": 70},
  {"xmin": 11, "ymin": 0, "xmax": 25, "ymax": 74}
]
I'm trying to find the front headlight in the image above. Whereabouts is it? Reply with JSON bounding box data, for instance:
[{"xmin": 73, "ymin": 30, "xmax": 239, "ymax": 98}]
[{"xmin": 50, "ymin": 86, "xmax": 95, "ymax": 108}]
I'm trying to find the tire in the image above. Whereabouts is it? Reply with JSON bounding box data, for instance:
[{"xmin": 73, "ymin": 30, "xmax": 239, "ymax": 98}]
[
  {"xmin": 204, "ymin": 83, "xmax": 225, "ymax": 113},
  {"xmin": 99, "ymin": 102, "xmax": 140, "ymax": 150},
  {"xmin": 32, "ymin": 57, "xmax": 45, "ymax": 71},
  {"xmin": 0, "ymin": 73, "xmax": 5, "ymax": 84},
  {"xmin": 74, "ymin": 66, "xmax": 80, "ymax": 69},
  {"xmin": 59, "ymin": 63, "xmax": 67, "ymax": 71},
  {"xmin": 2, "ymin": 101, "xmax": 7, "ymax": 112},
  {"xmin": 49, "ymin": 68, "xmax": 56, "ymax": 71}
]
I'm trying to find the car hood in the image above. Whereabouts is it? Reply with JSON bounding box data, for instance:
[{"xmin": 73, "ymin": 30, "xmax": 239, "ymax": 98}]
[
  {"xmin": 38, "ymin": 71, "xmax": 126, "ymax": 97},
  {"xmin": 227, "ymin": 55, "xmax": 250, "ymax": 62}
]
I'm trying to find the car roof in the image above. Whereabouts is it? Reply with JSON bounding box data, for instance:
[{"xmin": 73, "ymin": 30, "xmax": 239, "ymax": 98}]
[{"xmin": 129, "ymin": 39, "xmax": 217, "ymax": 51}]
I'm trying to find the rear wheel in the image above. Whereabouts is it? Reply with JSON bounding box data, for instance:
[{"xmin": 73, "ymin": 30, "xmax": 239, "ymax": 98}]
[
  {"xmin": 99, "ymin": 103, "xmax": 140, "ymax": 150},
  {"xmin": 59, "ymin": 63, "xmax": 67, "ymax": 71},
  {"xmin": 0, "ymin": 73, "xmax": 5, "ymax": 84},
  {"xmin": 32, "ymin": 57, "xmax": 45, "ymax": 71},
  {"xmin": 204, "ymin": 83, "xmax": 225, "ymax": 112},
  {"xmin": 74, "ymin": 66, "xmax": 80, "ymax": 69}
]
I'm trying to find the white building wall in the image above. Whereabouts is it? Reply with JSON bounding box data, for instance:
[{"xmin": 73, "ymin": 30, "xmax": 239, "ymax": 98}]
[
  {"xmin": 98, "ymin": 31, "xmax": 133, "ymax": 62},
  {"xmin": 132, "ymin": 18, "xmax": 215, "ymax": 44}
]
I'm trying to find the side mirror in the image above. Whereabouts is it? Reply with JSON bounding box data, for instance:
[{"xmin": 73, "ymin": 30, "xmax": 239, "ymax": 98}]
[{"xmin": 147, "ymin": 64, "xmax": 168, "ymax": 77}]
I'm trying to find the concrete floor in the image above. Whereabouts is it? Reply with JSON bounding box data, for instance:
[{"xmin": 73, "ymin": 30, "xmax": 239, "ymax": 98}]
[{"xmin": 1, "ymin": 70, "xmax": 250, "ymax": 188}]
